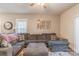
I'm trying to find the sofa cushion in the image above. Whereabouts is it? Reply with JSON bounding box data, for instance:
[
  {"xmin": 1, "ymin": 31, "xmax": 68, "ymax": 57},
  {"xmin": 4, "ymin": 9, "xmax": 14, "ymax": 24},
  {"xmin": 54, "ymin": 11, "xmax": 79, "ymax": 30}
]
[
  {"xmin": 37, "ymin": 34, "xmax": 47, "ymax": 40},
  {"xmin": 28, "ymin": 35, "xmax": 37, "ymax": 40},
  {"xmin": 48, "ymin": 40, "xmax": 69, "ymax": 52},
  {"xmin": 17, "ymin": 34, "xmax": 25, "ymax": 41}
]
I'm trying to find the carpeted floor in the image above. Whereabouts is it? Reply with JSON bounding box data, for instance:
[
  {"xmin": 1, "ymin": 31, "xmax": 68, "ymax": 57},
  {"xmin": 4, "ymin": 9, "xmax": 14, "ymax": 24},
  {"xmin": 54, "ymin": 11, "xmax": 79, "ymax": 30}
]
[
  {"xmin": 49, "ymin": 52, "xmax": 72, "ymax": 56},
  {"xmin": 16, "ymin": 43, "xmax": 76, "ymax": 56},
  {"xmin": 17, "ymin": 48, "xmax": 76, "ymax": 56}
]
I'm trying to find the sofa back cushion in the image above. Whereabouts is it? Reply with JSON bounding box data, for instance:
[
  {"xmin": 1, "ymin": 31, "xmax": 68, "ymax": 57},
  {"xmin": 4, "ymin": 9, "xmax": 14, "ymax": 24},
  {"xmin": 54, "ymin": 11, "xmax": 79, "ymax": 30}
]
[
  {"xmin": 37, "ymin": 34, "xmax": 46, "ymax": 40},
  {"xmin": 25, "ymin": 33, "xmax": 57, "ymax": 40},
  {"xmin": 28, "ymin": 34, "xmax": 37, "ymax": 40}
]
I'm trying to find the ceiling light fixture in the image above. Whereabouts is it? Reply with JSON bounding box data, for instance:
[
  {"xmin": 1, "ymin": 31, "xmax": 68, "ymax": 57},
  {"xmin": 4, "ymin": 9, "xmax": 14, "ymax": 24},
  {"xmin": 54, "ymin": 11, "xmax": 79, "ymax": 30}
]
[
  {"xmin": 36, "ymin": 3, "xmax": 45, "ymax": 6},
  {"xmin": 30, "ymin": 3, "xmax": 47, "ymax": 8}
]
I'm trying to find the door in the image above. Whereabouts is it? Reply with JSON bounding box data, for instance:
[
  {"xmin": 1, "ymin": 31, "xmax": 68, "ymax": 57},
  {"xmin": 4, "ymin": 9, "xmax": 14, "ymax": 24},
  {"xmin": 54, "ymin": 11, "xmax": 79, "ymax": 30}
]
[{"xmin": 75, "ymin": 17, "xmax": 79, "ymax": 53}]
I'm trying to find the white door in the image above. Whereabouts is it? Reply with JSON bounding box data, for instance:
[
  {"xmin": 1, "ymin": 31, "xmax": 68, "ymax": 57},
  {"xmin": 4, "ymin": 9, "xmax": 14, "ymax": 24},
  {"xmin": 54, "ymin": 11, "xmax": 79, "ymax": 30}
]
[{"xmin": 75, "ymin": 17, "xmax": 79, "ymax": 53}]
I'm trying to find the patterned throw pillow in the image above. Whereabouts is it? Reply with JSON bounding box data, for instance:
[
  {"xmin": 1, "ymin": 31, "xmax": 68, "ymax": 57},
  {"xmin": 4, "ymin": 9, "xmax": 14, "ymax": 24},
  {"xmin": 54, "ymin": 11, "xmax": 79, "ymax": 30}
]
[{"xmin": 1, "ymin": 34, "xmax": 18, "ymax": 43}]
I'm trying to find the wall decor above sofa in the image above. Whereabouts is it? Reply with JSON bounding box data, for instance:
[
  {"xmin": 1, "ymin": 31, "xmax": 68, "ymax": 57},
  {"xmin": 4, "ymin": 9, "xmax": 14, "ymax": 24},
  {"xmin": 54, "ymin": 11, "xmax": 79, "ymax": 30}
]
[{"xmin": 37, "ymin": 19, "xmax": 51, "ymax": 30}]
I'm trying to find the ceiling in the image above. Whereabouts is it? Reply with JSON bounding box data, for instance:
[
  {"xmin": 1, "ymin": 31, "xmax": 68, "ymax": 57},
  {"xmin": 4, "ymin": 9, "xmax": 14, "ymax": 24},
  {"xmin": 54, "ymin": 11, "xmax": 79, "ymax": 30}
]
[{"xmin": 0, "ymin": 3, "xmax": 76, "ymax": 15}]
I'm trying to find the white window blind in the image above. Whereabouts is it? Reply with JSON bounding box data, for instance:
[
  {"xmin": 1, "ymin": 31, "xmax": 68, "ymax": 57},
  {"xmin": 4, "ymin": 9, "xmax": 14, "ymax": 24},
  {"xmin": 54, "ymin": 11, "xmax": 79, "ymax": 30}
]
[{"xmin": 16, "ymin": 19, "xmax": 27, "ymax": 33}]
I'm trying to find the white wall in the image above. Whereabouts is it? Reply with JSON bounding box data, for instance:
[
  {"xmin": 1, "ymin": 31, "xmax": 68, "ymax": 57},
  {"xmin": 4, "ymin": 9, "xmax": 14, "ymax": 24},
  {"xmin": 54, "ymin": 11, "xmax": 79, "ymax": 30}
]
[
  {"xmin": 0, "ymin": 14, "xmax": 60, "ymax": 36},
  {"xmin": 60, "ymin": 4, "xmax": 79, "ymax": 51}
]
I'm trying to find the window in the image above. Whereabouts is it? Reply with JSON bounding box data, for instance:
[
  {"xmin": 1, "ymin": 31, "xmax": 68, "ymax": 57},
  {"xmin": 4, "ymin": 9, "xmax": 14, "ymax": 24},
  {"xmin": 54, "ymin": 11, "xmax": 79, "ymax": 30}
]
[{"xmin": 16, "ymin": 19, "xmax": 27, "ymax": 33}]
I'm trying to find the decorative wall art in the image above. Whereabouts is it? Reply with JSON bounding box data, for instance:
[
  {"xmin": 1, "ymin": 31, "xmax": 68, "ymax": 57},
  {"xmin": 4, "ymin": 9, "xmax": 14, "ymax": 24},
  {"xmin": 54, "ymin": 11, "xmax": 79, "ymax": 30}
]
[
  {"xmin": 4, "ymin": 21, "xmax": 13, "ymax": 30},
  {"xmin": 37, "ymin": 19, "xmax": 51, "ymax": 30}
]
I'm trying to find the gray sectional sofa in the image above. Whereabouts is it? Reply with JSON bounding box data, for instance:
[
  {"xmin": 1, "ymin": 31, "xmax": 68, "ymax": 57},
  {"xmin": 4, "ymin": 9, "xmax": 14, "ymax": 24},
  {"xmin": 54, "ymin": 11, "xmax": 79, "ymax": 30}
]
[{"xmin": 0, "ymin": 33, "xmax": 69, "ymax": 56}]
